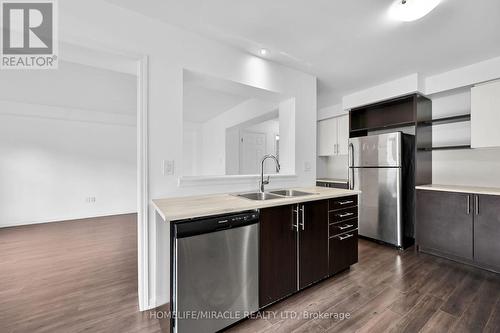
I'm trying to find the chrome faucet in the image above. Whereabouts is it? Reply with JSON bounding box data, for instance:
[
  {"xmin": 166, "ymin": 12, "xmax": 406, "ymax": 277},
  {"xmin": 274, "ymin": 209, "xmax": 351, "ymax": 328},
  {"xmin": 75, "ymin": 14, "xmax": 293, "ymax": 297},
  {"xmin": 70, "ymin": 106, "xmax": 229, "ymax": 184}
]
[{"xmin": 259, "ymin": 154, "xmax": 281, "ymax": 193}]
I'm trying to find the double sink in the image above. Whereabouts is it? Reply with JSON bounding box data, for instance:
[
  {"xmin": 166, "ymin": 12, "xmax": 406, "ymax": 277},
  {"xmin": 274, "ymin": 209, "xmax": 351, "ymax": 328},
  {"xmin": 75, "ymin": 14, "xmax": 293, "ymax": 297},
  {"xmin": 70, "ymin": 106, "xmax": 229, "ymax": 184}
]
[{"xmin": 236, "ymin": 189, "xmax": 315, "ymax": 201}]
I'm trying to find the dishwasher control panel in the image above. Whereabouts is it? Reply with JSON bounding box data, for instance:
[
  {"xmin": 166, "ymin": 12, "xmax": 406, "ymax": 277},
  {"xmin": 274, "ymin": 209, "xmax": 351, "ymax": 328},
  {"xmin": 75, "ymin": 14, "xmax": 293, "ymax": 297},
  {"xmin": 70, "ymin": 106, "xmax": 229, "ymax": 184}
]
[{"xmin": 174, "ymin": 210, "xmax": 259, "ymax": 238}]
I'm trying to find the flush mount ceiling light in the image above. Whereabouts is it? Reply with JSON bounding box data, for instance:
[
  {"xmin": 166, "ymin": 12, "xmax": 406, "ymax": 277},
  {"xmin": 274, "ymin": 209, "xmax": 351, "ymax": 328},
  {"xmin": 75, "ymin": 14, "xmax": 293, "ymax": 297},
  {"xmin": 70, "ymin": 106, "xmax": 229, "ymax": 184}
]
[
  {"xmin": 389, "ymin": 0, "xmax": 441, "ymax": 22},
  {"xmin": 259, "ymin": 48, "xmax": 269, "ymax": 56}
]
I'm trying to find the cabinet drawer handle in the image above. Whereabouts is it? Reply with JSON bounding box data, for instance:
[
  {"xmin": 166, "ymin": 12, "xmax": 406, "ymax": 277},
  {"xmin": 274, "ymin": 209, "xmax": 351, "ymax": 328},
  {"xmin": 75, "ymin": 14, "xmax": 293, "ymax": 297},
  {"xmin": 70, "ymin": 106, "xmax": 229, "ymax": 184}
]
[
  {"xmin": 292, "ymin": 207, "xmax": 299, "ymax": 232},
  {"xmin": 339, "ymin": 234, "xmax": 354, "ymax": 241},
  {"xmin": 338, "ymin": 200, "xmax": 354, "ymax": 205},
  {"xmin": 300, "ymin": 205, "xmax": 305, "ymax": 231},
  {"xmin": 339, "ymin": 224, "xmax": 354, "ymax": 230},
  {"xmin": 337, "ymin": 212, "xmax": 354, "ymax": 218}
]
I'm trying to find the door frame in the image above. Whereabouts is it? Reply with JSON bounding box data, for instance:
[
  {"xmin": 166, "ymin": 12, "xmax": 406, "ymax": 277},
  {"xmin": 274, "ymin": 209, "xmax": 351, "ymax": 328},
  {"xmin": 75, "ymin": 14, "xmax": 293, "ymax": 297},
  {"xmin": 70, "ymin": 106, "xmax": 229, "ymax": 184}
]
[
  {"xmin": 59, "ymin": 41, "xmax": 150, "ymax": 310},
  {"xmin": 136, "ymin": 55, "xmax": 150, "ymax": 311}
]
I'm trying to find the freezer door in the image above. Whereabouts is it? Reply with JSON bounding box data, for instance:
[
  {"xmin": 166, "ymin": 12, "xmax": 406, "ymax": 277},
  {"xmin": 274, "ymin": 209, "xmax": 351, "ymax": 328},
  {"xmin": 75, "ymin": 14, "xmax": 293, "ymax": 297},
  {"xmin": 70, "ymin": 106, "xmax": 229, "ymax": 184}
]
[
  {"xmin": 352, "ymin": 167, "xmax": 402, "ymax": 247},
  {"xmin": 349, "ymin": 132, "xmax": 401, "ymax": 167}
]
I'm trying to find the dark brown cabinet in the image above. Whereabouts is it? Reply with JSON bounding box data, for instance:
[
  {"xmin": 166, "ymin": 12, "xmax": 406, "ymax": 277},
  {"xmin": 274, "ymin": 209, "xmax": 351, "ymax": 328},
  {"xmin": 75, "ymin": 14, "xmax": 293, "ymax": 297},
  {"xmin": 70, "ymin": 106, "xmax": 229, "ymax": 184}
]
[
  {"xmin": 416, "ymin": 190, "xmax": 473, "ymax": 260},
  {"xmin": 328, "ymin": 196, "xmax": 359, "ymax": 275},
  {"xmin": 329, "ymin": 230, "xmax": 358, "ymax": 275},
  {"xmin": 417, "ymin": 190, "xmax": 500, "ymax": 273},
  {"xmin": 259, "ymin": 196, "xmax": 359, "ymax": 308},
  {"xmin": 298, "ymin": 200, "xmax": 329, "ymax": 289},
  {"xmin": 259, "ymin": 205, "xmax": 297, "ymax": 308},
  {"xmin": 474, "ymin": 194, "xmax": 500, "ymax": 270}
]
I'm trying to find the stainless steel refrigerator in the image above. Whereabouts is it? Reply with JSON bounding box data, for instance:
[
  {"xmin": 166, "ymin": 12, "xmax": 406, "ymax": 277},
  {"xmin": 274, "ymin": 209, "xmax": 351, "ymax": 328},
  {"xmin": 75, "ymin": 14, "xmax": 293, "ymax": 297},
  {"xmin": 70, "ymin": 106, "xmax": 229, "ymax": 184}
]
[{"xmin": 348, "ymin": 132, "xmax": 415, "ymax": 248}]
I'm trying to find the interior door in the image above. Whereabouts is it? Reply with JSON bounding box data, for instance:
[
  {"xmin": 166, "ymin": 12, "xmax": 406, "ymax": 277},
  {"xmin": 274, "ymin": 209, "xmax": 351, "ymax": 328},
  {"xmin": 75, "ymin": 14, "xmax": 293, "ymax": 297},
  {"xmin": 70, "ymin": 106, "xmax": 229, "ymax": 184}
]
[
  {"xmin": 353, "ymin": 167, "xmax": 402, "ymax": 246},
  {"xmin": 299, "ymin": 200, "xmax": 329, "ymax": 289},
  {"xmin": 239, "ymin": 131, "xmax": 266, "ymax": 174}
]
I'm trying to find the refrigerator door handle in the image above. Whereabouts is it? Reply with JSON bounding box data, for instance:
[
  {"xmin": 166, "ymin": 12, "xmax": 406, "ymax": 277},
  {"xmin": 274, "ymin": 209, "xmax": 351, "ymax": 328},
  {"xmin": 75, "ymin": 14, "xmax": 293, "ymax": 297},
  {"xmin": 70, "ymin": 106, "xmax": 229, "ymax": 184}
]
[{"xmin": 349, "ymin": 143, "xmax": 355, "ymax": 190}]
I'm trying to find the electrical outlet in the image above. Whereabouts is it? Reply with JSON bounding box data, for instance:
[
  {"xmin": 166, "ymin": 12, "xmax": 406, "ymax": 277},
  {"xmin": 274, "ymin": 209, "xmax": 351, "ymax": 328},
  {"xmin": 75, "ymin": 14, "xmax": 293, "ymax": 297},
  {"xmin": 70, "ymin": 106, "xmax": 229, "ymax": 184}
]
[
  {"xmin": 85, "ymin": 197, "xmax": 96, "ymax": 203},
  {"xmin": 163, "ymin": 160, "xmax": 175, "ymax": 175},
  {"xmin": 304, "ymin": 161, "xmax": 312, "ymax": 172}
]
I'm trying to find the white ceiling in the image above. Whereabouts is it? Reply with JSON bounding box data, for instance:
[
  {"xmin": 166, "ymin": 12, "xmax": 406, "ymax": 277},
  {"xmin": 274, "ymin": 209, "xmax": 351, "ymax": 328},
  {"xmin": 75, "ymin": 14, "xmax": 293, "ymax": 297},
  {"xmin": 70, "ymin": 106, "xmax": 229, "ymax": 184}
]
[
  {"xmin": 183, "ymin": 84, "xmax": 248, "ymax": 123},
  {"xmin": 0, "ymin": 61, "xmax": 137, "ymax": 114},
  {"xmin": 105, "ymin": 0, "xmax": 500, "ymax": 107},
  {"xmin": 183, "ymin": 70, "xmax": 284, "ymax": 123}
]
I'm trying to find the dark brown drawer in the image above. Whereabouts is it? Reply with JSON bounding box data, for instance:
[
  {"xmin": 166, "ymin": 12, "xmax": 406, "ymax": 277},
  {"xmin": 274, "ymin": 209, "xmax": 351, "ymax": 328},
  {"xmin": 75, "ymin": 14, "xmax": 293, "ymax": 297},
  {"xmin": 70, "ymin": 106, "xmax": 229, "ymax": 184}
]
[
  {"xmin": 329, "ymin": 206, "xmax": 358, "ymax": 223},
  {"xmin": 329, "ymin": 230, "xmax": 358, "ymax": 275},
  {"xmin": 329, "ymin": 195, "xmax": 358, "ymax": 210},
  {"xmin": 329, "ymin": 219, "xmax": 358, "ymax": 237}
]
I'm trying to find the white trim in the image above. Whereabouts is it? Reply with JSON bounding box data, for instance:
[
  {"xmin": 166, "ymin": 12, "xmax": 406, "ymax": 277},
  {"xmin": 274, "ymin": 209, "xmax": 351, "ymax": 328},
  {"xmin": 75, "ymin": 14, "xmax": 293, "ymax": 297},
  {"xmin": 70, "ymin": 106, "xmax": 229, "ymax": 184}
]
[
  {"xmin": 18, "ymin": 36, "xmax": 152, "ymax": 310},
  {"xmin": 0, "ymin": 211, "xmax": 137, "ymax": 228},
  {"xmin": 342, "ymin": 73, "xmax": 422, "ymax": 110},
  {"xmin": 317, "ymin": 103, "xmax": 346, "ymax": 121},
  {"xmin": 425, "ymin": 56, "xmax": 500, "ymax": 95},
  {"xmin": 178, "ymin": 173, "xmax": 298, "ymax": 187},
  {"xmin": 137, "ymin": 55, "xmax": 150, "ymax": 311}
]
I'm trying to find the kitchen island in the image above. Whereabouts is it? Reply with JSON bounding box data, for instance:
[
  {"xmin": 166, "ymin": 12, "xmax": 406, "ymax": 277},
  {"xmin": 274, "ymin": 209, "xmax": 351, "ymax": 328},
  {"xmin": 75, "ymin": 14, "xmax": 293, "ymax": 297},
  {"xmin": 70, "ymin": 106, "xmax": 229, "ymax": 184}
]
[
  {"xmin": 153, "ymin": 186, "xmax": 360, "ymax": 333},
  {"xmin": 152, "ymin": 186, "xmax": 359, "ymax": 221}
]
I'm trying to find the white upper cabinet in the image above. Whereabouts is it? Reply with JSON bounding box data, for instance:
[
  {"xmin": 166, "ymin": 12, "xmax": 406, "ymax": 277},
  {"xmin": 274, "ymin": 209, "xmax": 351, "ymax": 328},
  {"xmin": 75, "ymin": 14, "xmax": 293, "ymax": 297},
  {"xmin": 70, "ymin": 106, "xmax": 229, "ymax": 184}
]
[
  {"xmin": 471, "ymin": 81, "xmax": 500, "ymax": 148},
  {"xmin": 337, "ymin": 115, "xmax": 349, "ymax": 155},
  {"xmin": 317, "ymin": 115, "xmax": 349, "ymax": 156},
  {"xmin": 318, "ymin": 117, "xmax": 336, "ymax": 156}
]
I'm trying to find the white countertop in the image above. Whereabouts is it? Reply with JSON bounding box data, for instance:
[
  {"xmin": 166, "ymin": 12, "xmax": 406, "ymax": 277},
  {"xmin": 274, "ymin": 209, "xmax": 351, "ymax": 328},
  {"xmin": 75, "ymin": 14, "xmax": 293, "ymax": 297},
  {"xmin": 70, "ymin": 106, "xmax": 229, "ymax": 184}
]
[
  {"xmin": 152, "ymin": 186, "xmax": 360, "ymax": 222},
  {"xmin": 416, "ymin": 184, "xmax": 500, "ymax": 196},
  {"xmin": 316, "ymin": 178, "xmax": 349, "ymax": 184}
]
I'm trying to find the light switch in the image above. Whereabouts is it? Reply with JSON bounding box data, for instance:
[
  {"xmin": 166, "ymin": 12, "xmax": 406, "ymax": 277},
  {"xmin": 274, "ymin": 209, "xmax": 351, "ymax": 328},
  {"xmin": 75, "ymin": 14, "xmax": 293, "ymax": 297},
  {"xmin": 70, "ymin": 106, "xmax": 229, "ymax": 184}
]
[
  {"xmin": 304, "ymin": 161, "xmax": 311, "ymax": 172},
  {"xmin": 163, "ymin": 160, "xmax": 175, "ymax": 175}
]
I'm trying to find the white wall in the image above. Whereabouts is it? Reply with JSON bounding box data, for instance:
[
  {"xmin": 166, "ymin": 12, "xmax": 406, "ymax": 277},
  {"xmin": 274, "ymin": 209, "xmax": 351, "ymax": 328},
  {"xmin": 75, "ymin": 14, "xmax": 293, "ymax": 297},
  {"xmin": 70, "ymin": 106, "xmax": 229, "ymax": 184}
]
[
  {"xmin": 432, "ymin": 148, "xmax": 500, "ymax": 188},
  {"xmin": 0, "ymin": 61, "xmax": 137, "ymax": 227},
  {"xmin": 199, "ymin": 99, "xmax": 279, "ymax": 175},
  {"xmin": 430, "ymin": 88, "xmax": 500, "ymax": 187},
  {"xmin": 0, "ymin": 61, "xmax": 137, "ymax": 114},
  {"xmin": 57, "ymin": 0, "xmax": 317, "ymax": 308},
  {"xmin": 182, "ymin": 121, "xmax": 202, "ymax": 176},
  {"xmin": 317, "ymin": 155, "xmax": 349, "ymax": 180},
  {"xmin": 0, "ymin": 114, "xmax": 137, "ymax": 227}
]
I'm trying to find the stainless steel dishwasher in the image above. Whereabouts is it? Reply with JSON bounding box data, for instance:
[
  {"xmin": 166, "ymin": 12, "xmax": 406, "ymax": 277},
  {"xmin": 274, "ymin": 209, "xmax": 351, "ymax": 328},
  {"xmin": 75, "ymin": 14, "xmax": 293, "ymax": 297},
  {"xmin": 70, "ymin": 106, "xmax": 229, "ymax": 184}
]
[{"xmin": 172, "ymin": 211, "xmax": 259, "ymax": 333}]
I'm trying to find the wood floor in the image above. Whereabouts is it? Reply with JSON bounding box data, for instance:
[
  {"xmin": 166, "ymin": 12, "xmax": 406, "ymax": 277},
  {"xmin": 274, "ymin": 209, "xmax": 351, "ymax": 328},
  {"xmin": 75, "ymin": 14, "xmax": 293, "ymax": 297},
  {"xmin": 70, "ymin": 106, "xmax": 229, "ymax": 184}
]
[
  {"xmin": 0, "ymin": 214, "xmax": 163, "ymax": 333},
  {"xmin": 226, "ymin": 239, "xmax": 500, "ymax": 333},
  {"xmin": 1, "ymin": 215, "xmax": 499, "ymax": 333}
]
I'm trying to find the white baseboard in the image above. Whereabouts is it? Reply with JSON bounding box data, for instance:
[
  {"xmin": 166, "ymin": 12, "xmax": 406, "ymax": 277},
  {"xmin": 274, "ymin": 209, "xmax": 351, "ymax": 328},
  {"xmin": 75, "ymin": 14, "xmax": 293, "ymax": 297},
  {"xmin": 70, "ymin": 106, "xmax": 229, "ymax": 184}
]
[{"xmin": 0, "ymin": 211, "xmax": 138, "ymax": 228}]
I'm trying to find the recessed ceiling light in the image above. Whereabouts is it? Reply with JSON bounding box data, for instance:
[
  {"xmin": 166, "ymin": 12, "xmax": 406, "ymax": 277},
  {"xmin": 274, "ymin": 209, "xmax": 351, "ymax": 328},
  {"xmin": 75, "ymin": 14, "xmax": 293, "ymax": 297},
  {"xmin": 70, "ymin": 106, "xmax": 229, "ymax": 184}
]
[
  {"xmin": 259, "ymin": 48, "xmax": 269, "ymax": 56},
  {"xmin": 389, "ymin": 0, "xmax": 441, "ymax": 22}
]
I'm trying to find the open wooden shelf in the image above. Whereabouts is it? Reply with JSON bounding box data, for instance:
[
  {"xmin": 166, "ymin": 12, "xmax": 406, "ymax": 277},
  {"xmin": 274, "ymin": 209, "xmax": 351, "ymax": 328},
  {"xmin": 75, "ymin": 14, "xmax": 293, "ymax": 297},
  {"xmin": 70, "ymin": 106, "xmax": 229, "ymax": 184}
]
[
  {"xmin": 418, "ymin": 144, "xmax": 471, "ymax": 151},
  {"xmin": 419, "ymin": 114, "xmax": 471, "ymax": 126},
  {"xmin": 350, "ymin": 121, "xmax": 416, "ymax": 133}
]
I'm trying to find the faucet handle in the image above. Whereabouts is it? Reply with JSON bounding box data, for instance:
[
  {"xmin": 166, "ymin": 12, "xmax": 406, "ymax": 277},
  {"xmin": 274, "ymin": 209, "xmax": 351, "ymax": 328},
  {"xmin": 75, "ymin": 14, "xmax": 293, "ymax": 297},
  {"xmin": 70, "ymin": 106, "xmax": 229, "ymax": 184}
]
[{"xmin": 264, "ymin": 175, "xmax": 270, "ymax": 184}]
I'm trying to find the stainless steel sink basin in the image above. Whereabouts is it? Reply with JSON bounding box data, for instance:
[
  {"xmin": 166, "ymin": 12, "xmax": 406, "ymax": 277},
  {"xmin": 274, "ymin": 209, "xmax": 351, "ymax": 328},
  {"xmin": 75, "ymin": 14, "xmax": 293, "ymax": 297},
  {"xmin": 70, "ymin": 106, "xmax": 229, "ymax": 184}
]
[
  {"xmin": 236, "ymin": 192, "xmax": 283, "ymax": 201},
  {"xmin": 269, "ymin": 189, "xmax": 314, "ymax": 197}
]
